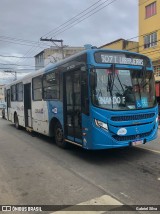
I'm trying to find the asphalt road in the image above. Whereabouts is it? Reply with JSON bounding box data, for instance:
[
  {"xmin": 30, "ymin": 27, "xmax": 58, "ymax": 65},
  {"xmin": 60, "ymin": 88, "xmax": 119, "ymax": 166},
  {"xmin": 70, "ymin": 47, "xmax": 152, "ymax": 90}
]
[{"xmin": 0, "ymin": 118, "xmax": 160, "ymax": 213}]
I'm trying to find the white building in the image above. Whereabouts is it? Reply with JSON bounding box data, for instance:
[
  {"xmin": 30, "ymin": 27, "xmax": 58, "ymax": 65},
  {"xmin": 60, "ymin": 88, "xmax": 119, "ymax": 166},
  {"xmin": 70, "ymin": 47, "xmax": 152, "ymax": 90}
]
[{"xmin": 35, "ymin": 46, "xmax": 84, "ymax": 70}]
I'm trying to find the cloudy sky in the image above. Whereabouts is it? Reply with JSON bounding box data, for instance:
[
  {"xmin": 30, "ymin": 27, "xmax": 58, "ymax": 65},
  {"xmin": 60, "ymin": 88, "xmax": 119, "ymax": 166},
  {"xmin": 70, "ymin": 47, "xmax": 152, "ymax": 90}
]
[{"xmin": 0, "ymin": 0, "xmax": 138, "ymax": 83}]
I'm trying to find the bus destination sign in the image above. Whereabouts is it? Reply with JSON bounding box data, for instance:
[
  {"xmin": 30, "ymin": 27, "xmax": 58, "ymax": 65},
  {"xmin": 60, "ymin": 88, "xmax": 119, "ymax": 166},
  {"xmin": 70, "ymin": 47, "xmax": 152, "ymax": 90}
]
[{"xmin": 94, "ymin": 52, "xmax": 150, "ymax": 66}]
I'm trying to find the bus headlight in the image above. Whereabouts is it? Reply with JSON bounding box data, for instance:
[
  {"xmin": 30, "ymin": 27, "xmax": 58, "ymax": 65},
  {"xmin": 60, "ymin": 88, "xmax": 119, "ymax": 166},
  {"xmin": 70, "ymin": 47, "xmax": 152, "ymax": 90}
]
[
  {"xmin": 95, "ymin": 119, "xmax": 108, "ymax": 130},
  {"xmin": 156, "ymin": 115, "xmax": 159, "ymax": 123}
]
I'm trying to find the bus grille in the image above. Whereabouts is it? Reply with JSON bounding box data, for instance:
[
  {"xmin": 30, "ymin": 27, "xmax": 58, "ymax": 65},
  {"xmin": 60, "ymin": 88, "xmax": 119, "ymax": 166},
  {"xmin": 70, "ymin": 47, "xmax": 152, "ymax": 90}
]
[
  {"xmin": 111, "ymin": 113, "xmax": 155, "ymax": 122},
  {"xmin": 112, "ymin": 130, "xmax": 152, "ymax": 141}
]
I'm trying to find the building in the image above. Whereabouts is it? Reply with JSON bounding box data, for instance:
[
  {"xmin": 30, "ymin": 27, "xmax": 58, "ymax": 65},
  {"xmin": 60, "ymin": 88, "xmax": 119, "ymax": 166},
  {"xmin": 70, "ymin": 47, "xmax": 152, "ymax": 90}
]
[
  {"xmin": 100, "ymin": 38, "xmax": 139, "ymax": 52},
  {"xmin": 139, "ymin": 0, "xmax": 160, "ymax": 100},
  {"xmin": 35, "ymin": 46, "xmax": 84, "ymax": 70}
]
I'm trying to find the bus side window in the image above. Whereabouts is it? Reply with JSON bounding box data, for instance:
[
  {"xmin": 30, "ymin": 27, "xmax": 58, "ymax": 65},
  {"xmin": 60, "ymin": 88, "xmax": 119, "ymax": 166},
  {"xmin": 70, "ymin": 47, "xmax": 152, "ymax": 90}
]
[
  {"xmin": 43, "ymin": 71, "xmax": 60, "ymax": 100},
  {"xmin": 32, "ymin": 76, "xmax": 42, "ymax": 101},
  {"xmin": 16, "ymin": 82, "xmax": 23, "ymax": 101},
  {"xmin": 11, "ymin": 85, "xmax": 17, "ymax": 101}
]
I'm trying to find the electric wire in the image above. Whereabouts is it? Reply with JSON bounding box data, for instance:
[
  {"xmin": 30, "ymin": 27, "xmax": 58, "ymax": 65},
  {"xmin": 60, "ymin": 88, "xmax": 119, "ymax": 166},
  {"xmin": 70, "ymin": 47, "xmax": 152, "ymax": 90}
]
[
  {"xmin": 42, "ymin": 0, "xmax": 104, "ymax": 38},
  {"xmin": 45, "ymin": 0, "xmax": 118, "ymax": 38}
]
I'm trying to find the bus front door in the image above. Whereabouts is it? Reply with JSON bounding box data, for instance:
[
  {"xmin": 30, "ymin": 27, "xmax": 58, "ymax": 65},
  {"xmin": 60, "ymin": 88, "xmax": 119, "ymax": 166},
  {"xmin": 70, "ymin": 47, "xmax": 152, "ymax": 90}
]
[
  {"xmin": 64, "ymin": 70, "xmax": 82, "ymax": 145},
  {"xmin": 24, "ymin": 83, "xmax": 32, "ymax": 128}
]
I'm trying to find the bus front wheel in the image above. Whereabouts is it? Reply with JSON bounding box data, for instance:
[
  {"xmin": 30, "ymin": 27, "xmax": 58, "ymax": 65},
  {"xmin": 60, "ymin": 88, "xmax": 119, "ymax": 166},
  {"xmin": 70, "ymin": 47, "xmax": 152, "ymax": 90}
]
[{"xmin": 54, "ymin": 122, "xmax": 67, "ymax": 148}]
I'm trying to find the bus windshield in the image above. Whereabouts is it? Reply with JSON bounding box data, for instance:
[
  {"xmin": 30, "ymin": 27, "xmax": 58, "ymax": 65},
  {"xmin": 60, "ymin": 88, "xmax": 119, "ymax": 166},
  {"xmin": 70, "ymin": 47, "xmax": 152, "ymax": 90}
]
[{"xmin": 91, "ymin": 68, "xmax": 156, "ymax": 110}]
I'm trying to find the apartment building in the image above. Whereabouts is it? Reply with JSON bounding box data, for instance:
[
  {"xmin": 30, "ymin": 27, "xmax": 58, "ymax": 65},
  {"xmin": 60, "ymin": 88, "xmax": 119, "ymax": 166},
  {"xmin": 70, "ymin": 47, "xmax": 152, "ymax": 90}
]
[{"xmin": 139, "ymin": 0, "xmax": 160, "ymax": 98}]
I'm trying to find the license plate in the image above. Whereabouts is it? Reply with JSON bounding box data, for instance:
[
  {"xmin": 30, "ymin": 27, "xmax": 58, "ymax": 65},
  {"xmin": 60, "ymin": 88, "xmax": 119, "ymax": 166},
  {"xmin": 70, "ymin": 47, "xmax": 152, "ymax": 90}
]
[{"xmin": 132, "ymin": 140, "xmax": 143, "ymax": 146}]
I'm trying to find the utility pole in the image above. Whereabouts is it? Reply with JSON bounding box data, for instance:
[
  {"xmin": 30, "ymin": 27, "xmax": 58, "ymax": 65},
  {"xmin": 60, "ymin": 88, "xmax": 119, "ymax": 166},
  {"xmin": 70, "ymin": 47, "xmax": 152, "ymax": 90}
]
[{"xmin": 40, "ymin": 37, "xmax": 65, "ymax": 59}]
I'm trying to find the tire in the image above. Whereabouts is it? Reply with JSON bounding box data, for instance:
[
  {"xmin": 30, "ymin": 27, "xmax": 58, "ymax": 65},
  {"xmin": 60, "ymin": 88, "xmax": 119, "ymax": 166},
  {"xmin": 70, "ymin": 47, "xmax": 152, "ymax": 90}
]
[
  {"xmin": 15, "ymin": 114, "xmax": 20, "ymax": 129},
  {"xmin": 54, "ymin": 122, "xmax": 67, "ymax": 148}
]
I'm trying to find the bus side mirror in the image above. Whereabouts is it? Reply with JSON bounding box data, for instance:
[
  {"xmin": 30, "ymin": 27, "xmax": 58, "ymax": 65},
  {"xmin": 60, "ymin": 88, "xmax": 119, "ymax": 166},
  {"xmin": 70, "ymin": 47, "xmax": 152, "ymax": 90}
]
[{"xmin": 90, "ymin": 71, "xmax": 97, "ymax": 88}]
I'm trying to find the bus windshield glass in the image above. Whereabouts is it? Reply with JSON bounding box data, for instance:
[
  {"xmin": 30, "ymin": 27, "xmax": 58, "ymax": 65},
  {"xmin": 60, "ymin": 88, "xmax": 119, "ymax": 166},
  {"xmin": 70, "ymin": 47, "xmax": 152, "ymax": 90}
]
[{"xmin": 91, "ymin": 68, "xmax": 156, "ymax": 110}]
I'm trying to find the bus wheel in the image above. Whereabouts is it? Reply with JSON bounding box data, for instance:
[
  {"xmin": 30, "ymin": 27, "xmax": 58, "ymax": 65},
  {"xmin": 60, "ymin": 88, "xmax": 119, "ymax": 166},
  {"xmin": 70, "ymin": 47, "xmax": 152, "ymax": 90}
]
[
  {"xmin": 15, "ymin": 114, "xmax": 20, "ymax": 129},
  {"xmin": 54, "ymin": 122, "xmax": 67, "ymax": 148}
]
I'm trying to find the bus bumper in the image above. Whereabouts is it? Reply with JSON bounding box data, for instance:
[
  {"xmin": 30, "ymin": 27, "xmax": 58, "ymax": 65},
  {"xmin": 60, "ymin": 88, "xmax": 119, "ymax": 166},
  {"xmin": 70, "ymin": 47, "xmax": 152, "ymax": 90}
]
[{"xmin": 84, "ymin": 121, "xmax": 158, "ymax": 150}]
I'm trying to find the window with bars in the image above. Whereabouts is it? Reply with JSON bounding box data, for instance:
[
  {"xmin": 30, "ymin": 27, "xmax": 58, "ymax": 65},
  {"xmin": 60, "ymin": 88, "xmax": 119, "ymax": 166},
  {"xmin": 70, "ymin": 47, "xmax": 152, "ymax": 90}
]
[
  {"xmin": 144, "ymin": 32, "xmax": 157, "ymax": 48},
  {"xmin": 154, "ymin": 65, "xmax": 160, "ymax": 77},
  {"xmin": 145, "ymin": 2, "xmax": 156, "ymax": 18}
]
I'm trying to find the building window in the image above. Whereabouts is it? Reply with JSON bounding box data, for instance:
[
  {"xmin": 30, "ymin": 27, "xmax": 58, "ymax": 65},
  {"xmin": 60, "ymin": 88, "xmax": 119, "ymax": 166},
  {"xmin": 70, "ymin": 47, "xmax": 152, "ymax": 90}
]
[
  {"xmin": 146, "ymin": 2, "xmax": 156, "ymax": 18},
  {"xmin": 43, "ymin": 71, "xmax": 60, "ymax": 100},
  {"xmin": 144, "ymin": 32, "xmax": 157, "ymax": 49},
  {"xmin": 16, "ymin": 82, "xmax": 23, "ymax": 101},
  {"xmin": 154, "ymin": 65, "xmax": 160, "ymax": 77},
  {"xmin": 33, "ymin": 76, "xmax": 42, "ymax": 101}
]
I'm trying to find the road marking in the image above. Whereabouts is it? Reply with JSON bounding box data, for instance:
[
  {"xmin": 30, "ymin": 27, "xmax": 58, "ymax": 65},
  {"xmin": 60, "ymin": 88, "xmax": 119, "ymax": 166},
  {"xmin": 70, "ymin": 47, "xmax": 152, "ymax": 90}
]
[
  {"xmin": 50, "ymin": 195, "xmax": 123, "ymax": 214},
  {"xmin": 137, "ymin": 146, "xmax": 160, "ymax": 155},
  {"xmin": 157, "ymin": 178, "xmax": 160, "ymax": 181}
]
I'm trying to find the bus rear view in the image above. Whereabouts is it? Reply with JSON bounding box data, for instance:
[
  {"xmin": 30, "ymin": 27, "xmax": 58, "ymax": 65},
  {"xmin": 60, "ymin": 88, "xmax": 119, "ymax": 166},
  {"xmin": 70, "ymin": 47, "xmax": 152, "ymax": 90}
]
[{"xmin": 84, "ymin": 50, "xmax": 158, "ymax": 149}]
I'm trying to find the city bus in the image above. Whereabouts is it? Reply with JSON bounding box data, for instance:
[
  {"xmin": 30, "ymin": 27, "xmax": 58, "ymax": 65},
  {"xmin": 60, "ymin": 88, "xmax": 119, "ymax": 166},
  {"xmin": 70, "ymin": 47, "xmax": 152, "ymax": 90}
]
[{"xmin": 4, "ymin": 48, "xmax": 158, "ymax": 149}]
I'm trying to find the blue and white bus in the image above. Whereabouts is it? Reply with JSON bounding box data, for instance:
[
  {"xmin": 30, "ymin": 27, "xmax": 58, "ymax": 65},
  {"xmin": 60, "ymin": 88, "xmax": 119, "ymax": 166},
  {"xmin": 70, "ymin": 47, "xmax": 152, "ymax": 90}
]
[{"xmin": 5, "ymin": 48, "xmax": 158, "ymax": 149}]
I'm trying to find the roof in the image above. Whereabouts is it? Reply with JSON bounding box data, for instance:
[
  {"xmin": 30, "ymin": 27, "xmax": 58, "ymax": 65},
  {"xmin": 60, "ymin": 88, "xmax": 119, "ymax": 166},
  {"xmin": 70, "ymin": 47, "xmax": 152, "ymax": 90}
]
[
  {"xmin": 99, "ymin": 38, "xmax": 138, "ymax": 49},
  {"xmin": 99, "ymin": 38, "xmax": 125, "ymax": 48}
]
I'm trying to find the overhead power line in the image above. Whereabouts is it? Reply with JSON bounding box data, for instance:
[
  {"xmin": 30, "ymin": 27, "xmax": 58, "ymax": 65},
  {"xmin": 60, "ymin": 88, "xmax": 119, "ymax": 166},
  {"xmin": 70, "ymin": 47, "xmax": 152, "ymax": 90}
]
[
  {"xmin": 42, "ymin": 0, "xmax": 104, "ymax": 38},
  {"xmin": 0, "ymin": 63, "xmax": 36, "ymax": 67},
  {"xmin": 0, "ymin": 54, "xmax": 34, "ymax": 58},
  {"xmin": 12, "ymin": 46, "xmax": 42, "ymax": 71},
  {"xmin": 0, "ymin": 38, "xmax": 50, "ymax": 48},
  {"xmin": 0, "ymin": 35, "xmax": 50, "ymax": 47},
  {"xmin": 42, "ymin": 0, "xmax": 107, "ymax": 38},
  {"xmin": 0, "ymin": 68, "xmax": 34, "ymax": 71},
  {"xmin": 42, "ymin": 0, "xmax": 118, "ymax": 38}
]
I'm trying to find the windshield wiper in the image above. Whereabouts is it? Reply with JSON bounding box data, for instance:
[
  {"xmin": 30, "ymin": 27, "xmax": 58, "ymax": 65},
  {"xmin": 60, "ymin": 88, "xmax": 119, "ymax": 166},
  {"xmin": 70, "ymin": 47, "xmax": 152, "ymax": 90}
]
[
  {"xmin": 107, "ymin": 64, "xmax": 116, "ymax": 92},
  {"xmin": 107, "ymin": 64, "xmax": 116, "ymax": 107},
  {"xmin": 140, "ymin": 66, "xmax": 147, "ymax": 87}
]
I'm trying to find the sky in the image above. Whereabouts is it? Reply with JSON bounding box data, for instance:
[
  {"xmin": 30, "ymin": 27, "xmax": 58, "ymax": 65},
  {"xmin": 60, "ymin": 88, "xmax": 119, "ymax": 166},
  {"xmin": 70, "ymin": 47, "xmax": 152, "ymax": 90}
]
[{"xmin": 0, "ymin": 0, "xmax": 138, "ymax": 84}]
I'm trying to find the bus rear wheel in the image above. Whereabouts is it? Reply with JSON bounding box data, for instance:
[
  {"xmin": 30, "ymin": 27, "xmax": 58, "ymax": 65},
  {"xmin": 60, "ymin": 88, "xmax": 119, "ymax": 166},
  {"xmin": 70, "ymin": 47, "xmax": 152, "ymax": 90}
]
[
  {"xmin": 54, "ymin": 122, "xmax": 67, "ymax": 148},
  {"xmin": 15, "ymin": 114, "xmax": 20, "ymax": 129}
]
